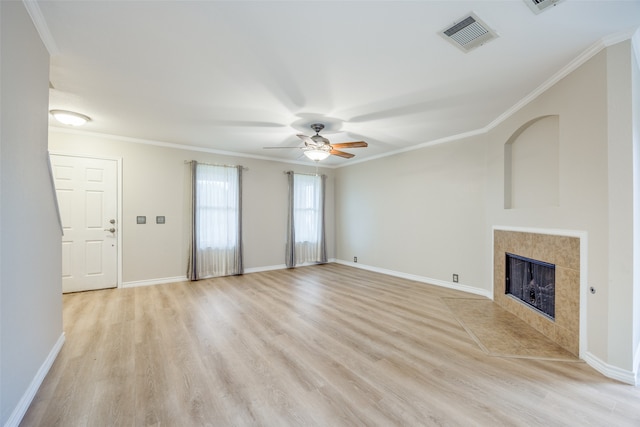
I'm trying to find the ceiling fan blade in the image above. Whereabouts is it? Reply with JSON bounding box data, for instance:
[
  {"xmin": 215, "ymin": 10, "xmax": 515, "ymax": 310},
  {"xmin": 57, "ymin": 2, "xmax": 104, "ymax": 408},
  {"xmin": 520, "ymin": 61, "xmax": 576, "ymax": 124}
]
[
  {"xmin": 263, "ymin": 146, "xmax": 302, "ymax": 149},
  {"xmin": 209, "ymin": 120, "xmax": 286, "ymax": 128},
  {"xmin": 330, "ymin": 141, "xmax": 368, "ymax": 149},
  {"xmin": 330, "ymin": 149, "xmax": 355, "ymax": 159},
  {"xmin": 297, "ymin": 133, "xmax": 319, "ymax": 147}
]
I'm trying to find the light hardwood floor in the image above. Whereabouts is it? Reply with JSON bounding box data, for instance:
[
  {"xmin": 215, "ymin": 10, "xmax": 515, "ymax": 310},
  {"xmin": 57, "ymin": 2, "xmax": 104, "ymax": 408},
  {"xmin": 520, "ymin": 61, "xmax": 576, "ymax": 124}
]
[{"xmin": 21, "ymin": 264, "xmax": 640, "ymax": 426}]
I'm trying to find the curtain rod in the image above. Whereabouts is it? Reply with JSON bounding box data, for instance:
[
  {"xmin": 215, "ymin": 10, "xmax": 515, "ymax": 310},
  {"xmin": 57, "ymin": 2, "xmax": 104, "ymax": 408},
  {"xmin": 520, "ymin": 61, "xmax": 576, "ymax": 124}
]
[
  {"xmin": 284, "ymin": 171, "xmax": 325, "ymax": 177},
  {"xmin": 185, "ymin": 160, "xmax": 248, "ymax": 170}
]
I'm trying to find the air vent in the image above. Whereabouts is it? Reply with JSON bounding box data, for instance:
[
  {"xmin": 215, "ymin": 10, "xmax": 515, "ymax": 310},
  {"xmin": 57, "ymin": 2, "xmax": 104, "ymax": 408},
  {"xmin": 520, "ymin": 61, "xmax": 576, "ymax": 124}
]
[
  {"xmin": 524, "ymin": 0, "xmax": 565, "ymax": 14},
  {"xmin": 439, "ymin": 13, "xmax": 498, "ymax": 53}
]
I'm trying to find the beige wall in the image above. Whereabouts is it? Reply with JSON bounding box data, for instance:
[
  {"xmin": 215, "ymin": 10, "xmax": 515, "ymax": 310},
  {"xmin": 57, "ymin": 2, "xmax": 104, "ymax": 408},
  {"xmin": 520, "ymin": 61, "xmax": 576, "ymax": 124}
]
[
  {"xmin": 604, "ymin": 41, "xmax": 636, "ymax": 371},
  {"xmin": 1, "ymin": 2, "xmax": 63, "ymax": 424},
  {"xmin": 336, "ymin": 40, "xmax": 639, "ymax": 377},
  {"xmin": 335, "ymin": 134, "xmax": 489, "ymax": 291},
  {"xmin": 48, "ymin": 132, "xmax": 336, "ymax": 283}
]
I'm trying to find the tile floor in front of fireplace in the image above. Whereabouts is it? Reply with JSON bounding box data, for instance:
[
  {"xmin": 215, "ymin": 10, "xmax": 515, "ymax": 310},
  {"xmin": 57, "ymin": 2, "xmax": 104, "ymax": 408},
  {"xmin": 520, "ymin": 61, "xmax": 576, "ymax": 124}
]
[{"xmin": 444, "ymin": 297, "xmax": 578, "ymax": 361}]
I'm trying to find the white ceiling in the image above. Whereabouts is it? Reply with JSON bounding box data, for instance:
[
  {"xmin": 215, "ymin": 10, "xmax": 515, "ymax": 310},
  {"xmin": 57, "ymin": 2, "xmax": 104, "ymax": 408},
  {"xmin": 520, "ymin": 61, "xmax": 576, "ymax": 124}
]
[{"xmin": 37, "ymin": 0, "xmax": 640, "ymax": 166}]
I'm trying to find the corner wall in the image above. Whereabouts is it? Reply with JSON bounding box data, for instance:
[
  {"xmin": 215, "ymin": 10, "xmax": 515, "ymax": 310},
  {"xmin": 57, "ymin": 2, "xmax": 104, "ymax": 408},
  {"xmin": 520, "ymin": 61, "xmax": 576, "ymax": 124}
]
[
  {"xmin": 1, "ymin": 2, "xmax": 63, "ymax": 424},
  {"xmin": 335, "ymin": 134, "xmax": 489, "ymax": 293}
]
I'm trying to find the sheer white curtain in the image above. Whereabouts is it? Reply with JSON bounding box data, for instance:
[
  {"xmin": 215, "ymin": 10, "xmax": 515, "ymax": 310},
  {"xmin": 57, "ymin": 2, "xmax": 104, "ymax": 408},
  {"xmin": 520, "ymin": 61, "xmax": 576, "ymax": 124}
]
[
  {"xmin": 188, "ymin": 162, "xmax": 243, "ymax": 279},
  {"xmin": 285, "ymin": 172, "xmax": 327, "ymax": 267}
]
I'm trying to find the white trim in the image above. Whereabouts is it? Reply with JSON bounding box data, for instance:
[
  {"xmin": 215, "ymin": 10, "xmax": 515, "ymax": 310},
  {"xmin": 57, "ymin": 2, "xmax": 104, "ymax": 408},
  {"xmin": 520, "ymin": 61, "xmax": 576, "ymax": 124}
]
[
  {"xmin": 491, "ymin": 225, "xmax": 587, "ymax": 238},
  {"xmin": 486, "ymin": 29, "xmax": 635, "ymax": 133},
  {"xmin": 48, "ymin": 151, "xmax": 124, "ymax": 289},
  {"xmin": 484, "ymin": 37, "xmax": 611, "ymax": 133},
  {"xmin": 22, "ymin": 0, "xmax": 60, "ymax": 56},
  {"xmin": 4, "ymin": 333, "xmax": 65, "ymax": 427},
  {"xmin": 116, "ymin": 158, "xmax": 123, "ymax": 288},
  {"xmin": 244, "ymin": 259, "xmax": 338, "ymax": 274},
  {"xmin": 244, "ymin": 264, "xmax": 287, "ymax": 274},
  {"xmin": 48, "ymin": 127, "xmax": 332, "ymax": 169},
  {"xmin": 583, "ymin": 351, "xmax": 637, "ymax": 386},
  {"xmin": 120, "ymin": 259, "xmax": 340, "ymax": 288},
  {"xmin": 338, "ymin": 128, "xmax": 487, "ymax": 168},
  {"xmin": 91, "ymin": 260, "xmax": 488, "ymax": 296},
  {"xmin": 601, "ymin": 28, "xmax": 640, "ymax": 49},
  {"xmin": 122, "ymin": 276, "xmax": 188, "ymax": 288},
  {"xmin": 634, "ymin": 341, "xmax": 640, "ymax": 386},
  {"xmin": 492, "ymin": 226, "xmax": 588, "ymax": 360},
  {"xmin": 334, "ymin": 259, "xmax": 492, "ymax": 299}
]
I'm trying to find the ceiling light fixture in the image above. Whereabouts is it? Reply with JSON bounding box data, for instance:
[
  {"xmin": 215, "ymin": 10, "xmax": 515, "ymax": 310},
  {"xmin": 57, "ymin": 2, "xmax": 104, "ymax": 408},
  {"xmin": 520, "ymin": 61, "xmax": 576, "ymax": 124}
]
[
  {"xmin": 304, "ymin": 149, "xmax": 331, "ymax": 161},
  {"xmin": 49, "ymin": 109, "xmax": 91, "ymax": 126}
]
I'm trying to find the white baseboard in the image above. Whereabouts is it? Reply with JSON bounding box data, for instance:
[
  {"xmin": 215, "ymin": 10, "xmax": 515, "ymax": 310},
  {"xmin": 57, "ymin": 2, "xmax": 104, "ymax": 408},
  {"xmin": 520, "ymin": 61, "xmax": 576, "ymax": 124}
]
[
  {"xmin": 334, "ymin": 259, "xmax": 492, "ymax": 299},
  {"xmin": 5, "ymin": 333, "xmax": 66, "ymax": 427},
  {"xmin": 244, "ymin": 264, "xmax": 287, "ymax": 274},
  {"xmin": 122, "ymin": 259, "xmax": 343, "ymax": 286},
  {"xmin": 583, "ymin": 351, "xmax": 637, "ymax": 386},
  {"xmin": 244, "ymin": 259, "xmax": 338, "ymax": 274},
  {"xmin": 121, "ymin": 276, "xmax": 188, "ymax": 288},
  {"xmin": 634, "ymin": 341, "xmax": 640, "ymax": 386}
]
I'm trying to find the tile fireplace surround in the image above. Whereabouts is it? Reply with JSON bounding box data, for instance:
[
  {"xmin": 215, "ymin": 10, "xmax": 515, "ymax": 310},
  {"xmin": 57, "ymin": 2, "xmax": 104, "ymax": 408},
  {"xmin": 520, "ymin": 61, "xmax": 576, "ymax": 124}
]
[{"xmin": 494, "ymin": 229, "xmax": 580, "ymax": 356}]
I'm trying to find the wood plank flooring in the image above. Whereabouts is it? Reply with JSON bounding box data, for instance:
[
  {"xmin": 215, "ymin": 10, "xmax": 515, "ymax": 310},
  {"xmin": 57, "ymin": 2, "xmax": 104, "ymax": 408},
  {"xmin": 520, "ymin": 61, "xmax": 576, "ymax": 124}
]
[{"xmin": 21, "ymin": 263, "xmax": 640, "ymax": 426}]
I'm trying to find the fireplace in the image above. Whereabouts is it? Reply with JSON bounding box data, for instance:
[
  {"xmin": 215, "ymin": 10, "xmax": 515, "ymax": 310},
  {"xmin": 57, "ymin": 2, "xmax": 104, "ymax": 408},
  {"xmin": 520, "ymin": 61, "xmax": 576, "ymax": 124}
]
[
  {"xmin": 505, "ymin": 253, "xmax": 555, "ymax": 319},
  {"xmin": 493, "ymin": 229, "xmax": 580, "ymax": 356}
]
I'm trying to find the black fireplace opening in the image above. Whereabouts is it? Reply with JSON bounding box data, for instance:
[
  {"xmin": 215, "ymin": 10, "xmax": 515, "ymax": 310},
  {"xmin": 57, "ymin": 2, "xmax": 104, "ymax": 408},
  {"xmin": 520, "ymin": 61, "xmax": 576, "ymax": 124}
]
[{"xmin": 505, "ymin": 253, "xmax": 555, "ymax": 320}]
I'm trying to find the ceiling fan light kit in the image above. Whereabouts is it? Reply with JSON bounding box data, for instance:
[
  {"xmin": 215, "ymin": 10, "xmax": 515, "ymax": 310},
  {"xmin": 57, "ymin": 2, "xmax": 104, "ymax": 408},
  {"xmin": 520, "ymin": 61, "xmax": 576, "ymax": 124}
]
[
  {"xmin": 49, "ymin": 109, "xmax": 91, "ymax": 126},
  {"xmin": 304, "ymin": 149, "xmax": 331, "ymax": 161}
]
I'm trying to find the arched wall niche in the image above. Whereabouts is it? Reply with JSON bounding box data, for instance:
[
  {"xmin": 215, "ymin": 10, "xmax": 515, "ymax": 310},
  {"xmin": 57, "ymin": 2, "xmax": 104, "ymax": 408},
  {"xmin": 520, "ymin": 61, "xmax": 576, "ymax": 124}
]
[{"xmin": 504, "ymin": 115, "xmax": 560, "ymax": 209}]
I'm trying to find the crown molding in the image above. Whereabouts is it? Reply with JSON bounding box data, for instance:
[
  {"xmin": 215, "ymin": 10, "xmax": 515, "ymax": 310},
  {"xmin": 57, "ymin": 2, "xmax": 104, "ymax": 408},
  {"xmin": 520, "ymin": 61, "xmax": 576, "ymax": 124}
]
[
  {"xmin": 48, "ymin": 126, "xmax": 338, "ymax": 169},
  {"xmin": 335, "ymin": 127, "xmax": 487, "ymax": 168},
  {"xmin": 22, "ymin": 0, "xmax": 59, "ymax": 56},
  {"xmin": 340, "ymin": 29, "xmax": 638, "ymax": 169}
]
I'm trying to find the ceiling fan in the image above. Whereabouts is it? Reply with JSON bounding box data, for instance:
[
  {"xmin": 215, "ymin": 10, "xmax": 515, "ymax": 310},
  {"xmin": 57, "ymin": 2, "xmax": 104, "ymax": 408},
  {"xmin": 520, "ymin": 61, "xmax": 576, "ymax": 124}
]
[{"xmin": 264, "ymin": 123, "xmax": 368, "ymax": 161}]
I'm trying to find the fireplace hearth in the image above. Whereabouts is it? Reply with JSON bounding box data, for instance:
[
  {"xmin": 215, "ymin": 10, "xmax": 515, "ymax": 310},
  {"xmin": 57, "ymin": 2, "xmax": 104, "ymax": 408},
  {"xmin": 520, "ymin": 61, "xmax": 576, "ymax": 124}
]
[{"xmin": 505, "ymin": 253, "xmax": 555, "ymax": 320}]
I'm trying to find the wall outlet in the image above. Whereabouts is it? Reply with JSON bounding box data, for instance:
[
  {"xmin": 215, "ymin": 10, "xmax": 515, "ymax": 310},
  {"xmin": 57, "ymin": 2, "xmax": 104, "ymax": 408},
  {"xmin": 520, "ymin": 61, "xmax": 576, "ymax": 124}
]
[
  {"xmin": 453, "ymin": 274, "xmax": 459, "ymax": 283},
  {"xmin": 354, "ymin": 256, "xmax": 358, "ymax": 263}
]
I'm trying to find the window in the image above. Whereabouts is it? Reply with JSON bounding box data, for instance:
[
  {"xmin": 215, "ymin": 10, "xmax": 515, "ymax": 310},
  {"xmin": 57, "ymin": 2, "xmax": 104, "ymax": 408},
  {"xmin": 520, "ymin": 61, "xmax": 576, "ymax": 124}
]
[
  {"xmin": 286, "ymin": 172, "xmax": 326, "ymax": 267},
  {"xmin": 188, "ymin": 162, "xmax": 243, "ymax": 279},
  {"xmin": 293, "ymin": 174, "xmax": 322, "ymax": 243},
  {"xmin": 196, "ymin": 166, "xmax": 239, "ymax": 249}
]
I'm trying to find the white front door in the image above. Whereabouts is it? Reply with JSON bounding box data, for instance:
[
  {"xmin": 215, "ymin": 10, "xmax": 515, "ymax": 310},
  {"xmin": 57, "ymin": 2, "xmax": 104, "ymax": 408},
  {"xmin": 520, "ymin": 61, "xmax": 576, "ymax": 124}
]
[{"xmin": 50, "ymin": 154, "xmax": 118, "ymax": 293}]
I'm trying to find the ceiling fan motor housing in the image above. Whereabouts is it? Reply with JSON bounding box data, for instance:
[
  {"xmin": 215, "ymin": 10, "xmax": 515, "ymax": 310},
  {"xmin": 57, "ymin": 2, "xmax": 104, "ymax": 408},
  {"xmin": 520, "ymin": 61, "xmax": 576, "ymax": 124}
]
[{"xmin": 310, "ymin": 123, "xmax": 325, "ymax": 134}]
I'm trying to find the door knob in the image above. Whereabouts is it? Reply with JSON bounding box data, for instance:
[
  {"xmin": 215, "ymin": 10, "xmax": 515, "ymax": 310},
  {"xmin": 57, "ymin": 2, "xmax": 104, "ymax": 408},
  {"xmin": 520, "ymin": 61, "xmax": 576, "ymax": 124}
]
[{"xmin": 104, "ymin": 227, "xmax": 116, "ymax": 233}]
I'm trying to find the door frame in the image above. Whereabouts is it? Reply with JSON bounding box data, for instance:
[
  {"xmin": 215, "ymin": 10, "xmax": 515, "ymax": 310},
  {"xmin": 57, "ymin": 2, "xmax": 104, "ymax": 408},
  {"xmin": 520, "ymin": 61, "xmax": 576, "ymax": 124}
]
[{"xmin": 49, "ymin": 151, "xmax": 124, "ymax": 288}]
